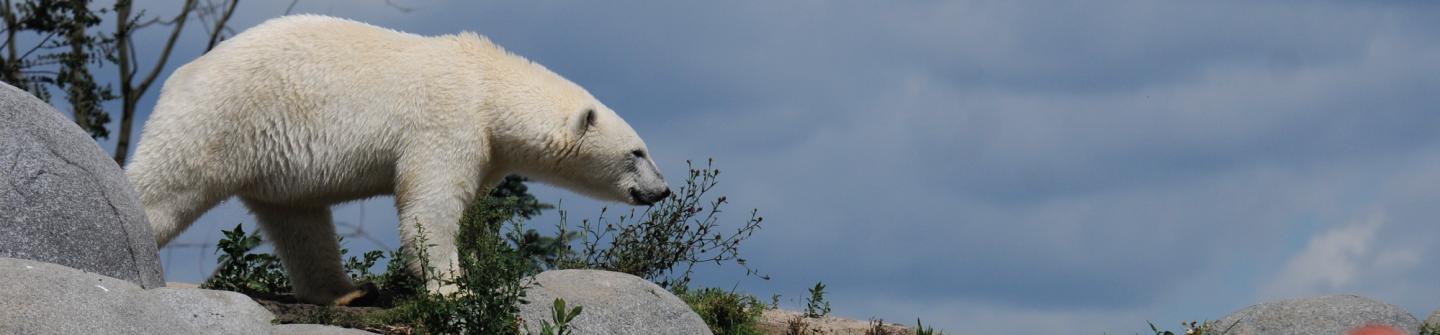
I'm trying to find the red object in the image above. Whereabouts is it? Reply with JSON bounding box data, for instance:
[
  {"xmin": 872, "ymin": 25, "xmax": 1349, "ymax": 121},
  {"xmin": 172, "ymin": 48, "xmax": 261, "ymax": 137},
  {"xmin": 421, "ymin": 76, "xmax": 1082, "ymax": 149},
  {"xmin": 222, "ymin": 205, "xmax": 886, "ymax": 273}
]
[{"xmin": 1348, "ymin": 325, "xmax": 1405, "ymax": 335}]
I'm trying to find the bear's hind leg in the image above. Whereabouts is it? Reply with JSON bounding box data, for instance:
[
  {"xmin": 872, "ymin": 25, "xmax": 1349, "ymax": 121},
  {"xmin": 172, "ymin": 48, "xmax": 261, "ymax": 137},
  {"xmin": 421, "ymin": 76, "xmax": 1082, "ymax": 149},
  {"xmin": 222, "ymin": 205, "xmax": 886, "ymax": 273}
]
[
  {"xmin": 141, "ymin": 184, "xmax": 230, "ymax": 247},
  {"xmin": 241, "ymin": 198, "xmax": 360, "ymax": 305}
]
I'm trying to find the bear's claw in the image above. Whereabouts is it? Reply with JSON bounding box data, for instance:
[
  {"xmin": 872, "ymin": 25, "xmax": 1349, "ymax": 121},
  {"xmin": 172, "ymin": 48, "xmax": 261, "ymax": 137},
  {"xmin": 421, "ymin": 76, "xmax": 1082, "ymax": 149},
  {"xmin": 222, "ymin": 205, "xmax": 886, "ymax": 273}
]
[{"xmin": 331, "ymin": 282, "xmax": 379, "ymax": 306}]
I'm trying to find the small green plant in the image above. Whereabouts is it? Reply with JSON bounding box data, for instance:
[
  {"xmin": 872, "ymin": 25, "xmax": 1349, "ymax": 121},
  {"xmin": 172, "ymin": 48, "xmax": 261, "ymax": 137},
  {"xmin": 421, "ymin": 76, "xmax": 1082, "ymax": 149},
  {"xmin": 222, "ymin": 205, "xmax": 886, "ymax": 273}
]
[
  {"xmin": 537, "ymin": 298, "xmax": 582, "ymax": 335},
  {"xmin": 1148, "ymin": 321, "xmax": 1216, "ymax": 335},
  {"xmin": 339, "ymin": 236, "xmax": 385, "ymax": 283},
  {"xmin": 784, "ymin": 315, "xmax": 821, "ymax": 335},
  {"xmin": 202, "ymin": 224, "xmax": 289, "ymax": 295},
  {"xmin": 373, "ymin": 243, "xmax": 426, "ymax": 300},
  {"xmin": 1421, "ymin": 322, "xmax": 1440, "ymax": 335},
  {"xmin": 914, "ymin": 318, "xmax": 944, "ymax": 335},
  {"xmin": 674, "ymin": 285, "xmax": 766, "ymax": 335},
  {"xmin": 864, "ymin": 319, "xmax": 887, "ymax": 335},
  {"xmin": 804, "ymin": 282, "xmax": 831, "ymax": 318}
]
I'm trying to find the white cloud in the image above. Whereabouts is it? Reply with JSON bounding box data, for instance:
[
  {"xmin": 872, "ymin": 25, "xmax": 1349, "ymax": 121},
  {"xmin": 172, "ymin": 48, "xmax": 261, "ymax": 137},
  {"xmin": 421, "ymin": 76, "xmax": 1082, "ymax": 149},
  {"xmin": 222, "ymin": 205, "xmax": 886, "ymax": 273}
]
[{"xmin": 1262, "ymin": 213, "xmax": 1422, "ymax": 300}]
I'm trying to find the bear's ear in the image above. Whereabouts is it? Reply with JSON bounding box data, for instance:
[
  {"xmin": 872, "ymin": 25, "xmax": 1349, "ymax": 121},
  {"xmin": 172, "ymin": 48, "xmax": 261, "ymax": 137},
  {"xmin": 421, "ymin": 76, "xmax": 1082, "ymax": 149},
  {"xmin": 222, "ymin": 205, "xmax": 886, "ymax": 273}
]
[{"xmin": 573, "ymin": 108, "xmax": 596, "ymax": 136}]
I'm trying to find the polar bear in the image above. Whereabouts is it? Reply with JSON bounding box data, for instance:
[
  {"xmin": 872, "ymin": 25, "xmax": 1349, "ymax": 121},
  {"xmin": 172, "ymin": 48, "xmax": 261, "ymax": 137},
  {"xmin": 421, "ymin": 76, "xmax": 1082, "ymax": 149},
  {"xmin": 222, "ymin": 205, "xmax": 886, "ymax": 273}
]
[{"xmin": 126, "ymin": 15, "xmax": 670, "ymax": 305}]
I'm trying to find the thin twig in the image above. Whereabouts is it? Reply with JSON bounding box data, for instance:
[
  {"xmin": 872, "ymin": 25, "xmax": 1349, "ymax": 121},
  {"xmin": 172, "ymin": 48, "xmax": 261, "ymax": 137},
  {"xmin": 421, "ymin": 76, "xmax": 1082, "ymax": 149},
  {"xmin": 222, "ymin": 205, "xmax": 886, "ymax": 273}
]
[
  {"xmin": 135, "ymin": 0, "xmax": 196, "ymax": 98},
  {"xmin": 17, "ymin": 32, "xmax": 56, "ymax": 60},
  {"xmin": 384, "ymin": 0, "xmax": 413, "ymax": 13},
  {"xmin": 204, "ymin": 0, "xmax": 237, "ymax": 52},
  {"xmin": 284, "ymin": 0, "xmax": 299, "ymax": 15}
]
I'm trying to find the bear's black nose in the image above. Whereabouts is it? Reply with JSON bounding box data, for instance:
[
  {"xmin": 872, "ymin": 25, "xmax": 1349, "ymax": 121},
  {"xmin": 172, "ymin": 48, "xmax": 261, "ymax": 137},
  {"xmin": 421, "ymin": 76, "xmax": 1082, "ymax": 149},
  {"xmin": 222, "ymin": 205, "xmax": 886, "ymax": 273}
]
[{"xmin": 630, "ymin": 187, "xmax": 671, "ymax": 206}]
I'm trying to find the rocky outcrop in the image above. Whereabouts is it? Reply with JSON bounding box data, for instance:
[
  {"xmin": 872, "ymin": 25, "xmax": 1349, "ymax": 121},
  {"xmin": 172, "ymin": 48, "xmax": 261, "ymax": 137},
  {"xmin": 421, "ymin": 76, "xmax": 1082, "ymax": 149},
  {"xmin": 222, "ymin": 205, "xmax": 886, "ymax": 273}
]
[
  {"xmin": 756, "ymin": 309, "xmax": 911, "ymax": 335},
  {"xmin": 0, "ymin": 82, "xmax": 164, "ymax": 288},
  {"xmin": 1213, "ymin": 294, "xmax": 1419, "ymax": 335},
  {"xmin": 0, "ymin": 257, "xmax": 272, "ymax": 334},
  {"xmin": 0, "ymin": 257, "xmax": 380, "ymax": 334},
  {"xmin": 519, "ymin": 269, "xmax": 713, "ymax": 335}
]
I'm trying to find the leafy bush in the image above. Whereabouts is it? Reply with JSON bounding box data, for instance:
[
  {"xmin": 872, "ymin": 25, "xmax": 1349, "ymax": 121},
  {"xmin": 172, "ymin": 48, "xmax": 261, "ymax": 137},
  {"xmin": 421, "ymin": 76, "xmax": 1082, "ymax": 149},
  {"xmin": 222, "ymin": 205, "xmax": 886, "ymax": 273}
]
[
  {"xmin": 379, "ymin": 198, "xmax": 536, "ymax": 334},
  {"xmin": 1424, "ymin": 322, "xmax": 1440, "ymax": 335},
  {"xmin": 202, "ymin": 225, "xmax": 399, "ymax": 298},
  {"xmin": 674, "ymin": 285, "xmax": 766, "ymax": 335},
  {"xmin": 201, "ymin": 224, "xmax": 289, "ymax": 295},
  {"xmin": 804, "ymin": 282, "xmax": 831, "ymax": 318},
  {"xmin": 553, "ymin": 159, "xmax": 767, "ymax": 289}
]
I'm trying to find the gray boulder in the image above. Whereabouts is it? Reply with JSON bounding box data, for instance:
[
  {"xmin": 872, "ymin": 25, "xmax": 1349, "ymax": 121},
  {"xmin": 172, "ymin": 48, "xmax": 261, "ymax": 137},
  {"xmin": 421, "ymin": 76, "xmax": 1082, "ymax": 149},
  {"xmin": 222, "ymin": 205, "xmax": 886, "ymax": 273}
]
[
  {"xmin": 0, "ymin": 257, "xmax": 274, "ymax": 334},
  {"xmin": 519, "ymin": 269, "xmax": 713, "ymax": 335},
  {"xmin": 1213, "ymin": 294, "xmax": 1418, "ymax": 335},
  {"xmin": 0, "ymin": 83, "xmax": 163, "ymax": 288},
  {"xmin": 1426, "ymin": 308, "xmax": 1440, "ymax": 329},
  {"xmin": 273, "ymin": 324, "xmax": 380, "ymax": 335}
]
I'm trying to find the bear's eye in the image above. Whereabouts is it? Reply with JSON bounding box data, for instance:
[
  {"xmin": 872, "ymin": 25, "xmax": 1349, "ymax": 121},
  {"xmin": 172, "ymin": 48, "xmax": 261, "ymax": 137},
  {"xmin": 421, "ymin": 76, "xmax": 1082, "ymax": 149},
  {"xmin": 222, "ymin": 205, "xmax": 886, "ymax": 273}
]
[
  {"xmin": 584, "ymin": 109, "xmax": 597, "ymax": 127},
  {"xmin": 631, "ymin": 150, "xmax": 646, "ymax": 159}
]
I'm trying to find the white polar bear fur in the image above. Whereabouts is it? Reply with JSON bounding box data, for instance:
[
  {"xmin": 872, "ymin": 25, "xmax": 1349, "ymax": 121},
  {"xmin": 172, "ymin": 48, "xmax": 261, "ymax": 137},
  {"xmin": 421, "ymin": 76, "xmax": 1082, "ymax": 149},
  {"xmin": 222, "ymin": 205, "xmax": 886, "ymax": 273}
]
[{"xmin": 127, "ymin": 15, "xmax": 669, "ymax": 304}]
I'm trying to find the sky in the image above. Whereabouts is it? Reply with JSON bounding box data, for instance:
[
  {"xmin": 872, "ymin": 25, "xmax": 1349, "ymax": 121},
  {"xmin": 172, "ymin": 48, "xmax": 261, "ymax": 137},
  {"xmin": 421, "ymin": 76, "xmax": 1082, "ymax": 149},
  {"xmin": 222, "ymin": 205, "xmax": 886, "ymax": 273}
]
[{"xmin": 76, "ymin": 1, "xmax": 1440, "ymax": 333}]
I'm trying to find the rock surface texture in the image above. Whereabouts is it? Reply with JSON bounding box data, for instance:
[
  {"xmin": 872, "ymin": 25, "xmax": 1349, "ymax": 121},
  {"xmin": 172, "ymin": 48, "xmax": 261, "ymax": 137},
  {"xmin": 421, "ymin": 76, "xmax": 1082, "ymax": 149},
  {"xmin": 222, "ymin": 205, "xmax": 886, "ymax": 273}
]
[
  {"xmin": 272, "ymin": 324, "xmax": 381, "ymax": 335},
  {"xmin": 0, "ymin": 257, "xmax": 273, "ymax": 334},
  {"xmin": 1426, "ymin": 309, "xmax": 1440, "ymax": 329},
  {"xmin": 1214, "ymin": 294, "xmax": 1419, "ymax": 335},
  {"xmin": 0, "ymin": 83, "xmax": 163, "ymax": 288},
  {"xmin": 518, "ymin": 269, "xmax": 713, "ymax": 335}
]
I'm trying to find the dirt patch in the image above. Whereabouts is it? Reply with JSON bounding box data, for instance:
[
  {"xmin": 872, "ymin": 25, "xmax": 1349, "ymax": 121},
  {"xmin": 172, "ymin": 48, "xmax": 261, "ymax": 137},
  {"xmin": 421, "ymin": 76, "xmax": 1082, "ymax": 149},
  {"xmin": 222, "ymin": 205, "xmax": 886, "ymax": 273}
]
[{"xmin": 252, "ymin": 292, "xmax": 413, "ymax": 335}]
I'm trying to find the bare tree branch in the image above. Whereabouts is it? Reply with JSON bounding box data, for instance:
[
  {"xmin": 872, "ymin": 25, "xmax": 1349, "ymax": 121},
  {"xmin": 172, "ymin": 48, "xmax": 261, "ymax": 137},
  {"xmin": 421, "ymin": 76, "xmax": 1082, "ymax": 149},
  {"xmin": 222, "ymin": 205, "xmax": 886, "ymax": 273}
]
[
  {"xmin": 136, "ymin": 0, "xmax": 197, "ymax": 96},
  {"xmin": 384, "ymin": 0, "xmax": 413, "ymax": 13},
  {"xmin": 113, "ymin": 0, "xmax": 200, "ymax": 164},
  {"xmin": 131, "ymin": 9, "xmax": 186, "ymax": 29},
  {"xmin": 17, "ymin": 32, "xmax": 57, "ymax": 61},
  {"xmin": 204, "ymin": 0, "xmax": 238, "ymax": 52},
  {"xmin": 284, "ymin": 0, "xmax": 299, "ymax": 15}
]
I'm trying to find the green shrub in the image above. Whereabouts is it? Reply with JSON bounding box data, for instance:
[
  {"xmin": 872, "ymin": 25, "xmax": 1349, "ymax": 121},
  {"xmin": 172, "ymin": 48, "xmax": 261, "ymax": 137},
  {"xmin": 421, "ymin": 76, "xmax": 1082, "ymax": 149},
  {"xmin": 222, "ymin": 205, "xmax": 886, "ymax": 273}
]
[
  {"xmin": 804, "ymin": 282, "xmax": 830, "ymax": 318},
  {"xmin": 201, "ymin": 224, "xmax": 289, "ymax": 295},
  {"xmin": 203, "ymin": 226, "xmax": 397, "ymax": 298},
  {"xmin": 553, "ymin": 159, "xmax": 767, "ymax": 289},
  {"xmin": 674, "ymin": 285, "xmax": 766, "ymax": 335},
  {"xmin": 378, "ymin": 199, "xmax": 536, "ymax": 334}
]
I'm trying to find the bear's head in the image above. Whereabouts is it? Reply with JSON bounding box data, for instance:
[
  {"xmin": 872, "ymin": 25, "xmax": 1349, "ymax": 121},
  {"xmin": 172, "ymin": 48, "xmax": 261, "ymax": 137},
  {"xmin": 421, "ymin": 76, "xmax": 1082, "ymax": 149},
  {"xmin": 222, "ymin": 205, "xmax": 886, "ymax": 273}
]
[{"xmin": 486, "ymin": 61, "xmax": 670, "ymax": 206}]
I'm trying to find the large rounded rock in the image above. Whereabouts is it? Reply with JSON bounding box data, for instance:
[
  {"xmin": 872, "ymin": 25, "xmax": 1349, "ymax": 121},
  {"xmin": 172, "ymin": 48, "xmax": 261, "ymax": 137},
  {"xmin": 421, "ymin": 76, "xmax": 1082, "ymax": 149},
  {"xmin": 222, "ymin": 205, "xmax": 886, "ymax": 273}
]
[
  {"xmin": 519, "ymin": 270, "xmax": 713, "ymax": 335},
  {"xmin": 0, "ymin": 257, "xmax": 274, "ymax": 334},
  {"xmin": 0, "ymin": 83, "xmax": 163, "ymax": 288},
  {"xmin": 1214, "ymin": 295, "xmax": 1419, "ymax": 335},
  {"xmin": 1426, "ymin": 309, "xmax": 1440, "ymax": 329}
]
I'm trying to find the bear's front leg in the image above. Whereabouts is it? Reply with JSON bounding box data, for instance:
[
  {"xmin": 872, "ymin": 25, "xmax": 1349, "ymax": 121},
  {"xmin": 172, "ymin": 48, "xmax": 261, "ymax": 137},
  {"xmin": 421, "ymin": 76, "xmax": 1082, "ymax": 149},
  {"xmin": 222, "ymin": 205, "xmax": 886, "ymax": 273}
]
[{"xmin": 394, "ymin": 160, "xmax": 484, "ymax": 295}]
